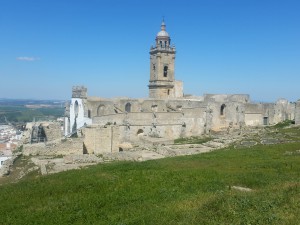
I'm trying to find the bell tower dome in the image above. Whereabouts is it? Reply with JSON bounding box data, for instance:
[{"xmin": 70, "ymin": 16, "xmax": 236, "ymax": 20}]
[{"xmin": 149, "ymin": 20, "xmax": 176, "ymax": 98}]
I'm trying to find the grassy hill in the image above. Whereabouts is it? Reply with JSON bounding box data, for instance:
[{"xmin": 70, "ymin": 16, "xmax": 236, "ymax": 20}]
[{"xmin": 0, "ymin": 128, "xmax": 300, "ymax": 224}]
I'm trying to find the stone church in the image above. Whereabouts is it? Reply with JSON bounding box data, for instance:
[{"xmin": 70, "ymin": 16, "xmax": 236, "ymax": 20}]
[{"xmin": 64, "ymin": 21, "xmax": 298, "ymax": 154}]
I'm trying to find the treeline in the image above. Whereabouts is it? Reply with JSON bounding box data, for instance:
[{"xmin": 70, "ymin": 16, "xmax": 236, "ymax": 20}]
[{"xmin": 0, "ymin": 106, "xmax": 64, "ymax": 123}]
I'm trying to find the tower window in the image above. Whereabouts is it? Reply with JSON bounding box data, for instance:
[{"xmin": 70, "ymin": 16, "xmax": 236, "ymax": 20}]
[
  {"xmin": 167, "ymin": 89, "xmax": 170, "ymax": 95},
  {"xmin": 160, "ymin": 41, "xmax": 162, "ymax": 48},
  {"xmin": 165, "ymin": 41, "xmax": 167, "ymax": 48},
  {"xmin": 163, "ymin": 66, "xmax": 168, "ymax": 77}
]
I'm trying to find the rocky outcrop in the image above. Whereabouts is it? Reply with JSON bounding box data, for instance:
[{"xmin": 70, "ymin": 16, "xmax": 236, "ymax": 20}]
[{"xmin": 0, "ymin": 154, "xmax": 19, "ymax": 177}]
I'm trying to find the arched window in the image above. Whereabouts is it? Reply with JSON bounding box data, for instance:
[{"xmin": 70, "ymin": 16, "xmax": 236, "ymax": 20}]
[
  {"xmin": 97, "ymin": 105, "xmax": 105, "ymax": 116},
  {"xmin": 74, "ymin": 100, "xmax": 79, "ymax": 117},
  {"xmin": 160, "ymin": 41, "xmax": 162, "ymax": 48},
  {"xmin": 151, "ymin": 105, "xmax": 158, "ymax": 112},
  {"xmin": 163, "ymin": 66, "xmax": 168, "ymax": 77},
  {"xmin": 125, "ymin": 103, "xmax": 131, "ymax": 113},
  {"xmin": 88, "ymin": 110, "xmax": 91, "ymax": 118},
  {"xmin": 137, "ymin": 129, "xmax": 144, "ymax": 135},
  {"xmin": 167, "ymin": 89, "xmax": 170, "ymax": 95},
  {"xmin": 220, "ymin": 104, "xmax": 226, "ymax": 116}
]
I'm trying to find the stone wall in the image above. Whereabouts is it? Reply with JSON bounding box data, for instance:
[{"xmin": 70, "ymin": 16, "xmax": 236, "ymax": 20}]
[
  {"xmin": 92, "ymin": 107, "xmax": 206, "ymax": 140},
  {"xmin": 43, "ymin": 122, "xmax": 62, "ymax": 141},
  {"xmin": 295, "ymin": 100, "xmax": 300, "ymax": 125},
  {"xmin": 23, "ymin": 138, "xmax": 83, "ymax": 156},
  {"xmin": 203, "ymin": 94, "xmax": 250, "ymax": 103},
  {"xmin": 65, "ymin": 87, "xmax": 297, "ymax": 141},
  {"xmin": 174, "ymin": 80, "xmax": 183, "ymax": 98},
  {"xmin": 22, "ymin": 121, "xmax": 62, "ymax": 144},
  {"xmin": 245, "ymin": 113, "xmax": 262, "ymax": 126},
  {"xmin": 83, "ymin": 125, "xmax": 119, "ymax": 154}
]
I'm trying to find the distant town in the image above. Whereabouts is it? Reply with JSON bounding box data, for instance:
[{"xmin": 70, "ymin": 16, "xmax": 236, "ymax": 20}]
[{"xmin": 0, "ymin": 98, "xmax": 66, "ymax": 167}]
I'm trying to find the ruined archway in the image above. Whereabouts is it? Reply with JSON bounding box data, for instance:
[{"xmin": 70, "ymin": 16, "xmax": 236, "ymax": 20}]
[{"xmin": 31, "ymin": 124, "xmax": 47, "ymax": 143}]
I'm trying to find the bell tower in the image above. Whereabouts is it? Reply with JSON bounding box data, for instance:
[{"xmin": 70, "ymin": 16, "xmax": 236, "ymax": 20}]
[{"xmin": 149, "ymin": 20, "xmax": 176, "ymax": 98}]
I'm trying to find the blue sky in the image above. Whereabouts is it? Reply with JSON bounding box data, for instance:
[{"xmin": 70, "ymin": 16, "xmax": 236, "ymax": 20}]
[{"xmin": 1, "ymin": 0, "xmax": 299, "ymax": 102}]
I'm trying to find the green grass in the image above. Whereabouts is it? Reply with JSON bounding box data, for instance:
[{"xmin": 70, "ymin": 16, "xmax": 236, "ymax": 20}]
[
  {"xmin": 273, "ymin": 120, "xmax": 295, "ymax": 128},
  {"xmin": 174, "ymin": 136, "xmax": 213, "ymax": 145},
  {"xmin": 1, "ymin": 129, "xmax": 300, "ymax": 224}
]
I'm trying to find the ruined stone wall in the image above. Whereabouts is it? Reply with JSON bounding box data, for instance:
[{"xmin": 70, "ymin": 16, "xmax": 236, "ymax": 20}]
[
  {"xmin": 90, "ymin": 105, "xmax": 207, "ymax": 148},
  {"xmin": 83, "ymin": 106, "xmax": 208, "ymax": 154},
  {"xmin": 127, "ymin": 112, "xmax": 155, "ymax": 125},
  {"xmin": 43, "ymin": 122, "xmax": 62, "ymax": 141},
  {"xmin": 245, "ymin": 113, "xmax": 262, "ymax": 126},
  {"xmin": 273, "ymin": 99, "xmax": 288, "ymax": 124},
  {"xmin": 64, "ymin": 117, "xmax": 70, "ymax": 136},
  {"xmin": 87, "ymin": 96, "xmax": 249, "ymax": 139},
  {"xmin": 295, "ymin": 100, "xmax": 300, "ymax": 125},
  {"xmin": 93, "ymin": 114, "xmax": 127, "ymax": 126},
  {"xmin": 244, "ymin": 104, "xmax": 263, "ymax": 126},
  {"xmin": 262, "ymin": 103, "xmax": 275, "ymax": 125},
  {"xmin": 208, "ymin": 102, "xmax": 245, "ymax": 131},
  {"xmin": 141, "ymin": 99, "xmax": 168, "ymax": 112},
  {"xmin": 288, "ymin": 102, "xmax": 296, "ymax": 121},
  {"xmin": 83, "ymin": 125, "xmax": 119, "ymax": 154},
  {"xmin": 174, "ymin": 80, "xmax": 183, "ymax": 98},
  {"xmin": 87, "ymin": 98, "xmax": 206, "ymax": 119},
  {"xmin": 72, "ymin": 86, "xmax": 87, "ymax": 98},
  {"xmin": 262, "ymin": 99, "xmax": 295, "ymax": 125},
  {"xmin": 203, "ymin": 94, "xmax": 250, "ymax": 103},
  {"xmin": 23, "ymin": 138, "xmax": 83, "ymax": 156},
  {"xmin": 118, "ymin": 124, "xmax": 184, "ymax": 143},
  {"xmin": 22, "ymin": 122, "xmax": 62, "ymax": 144},
  {"xmin": 67, "ymin": 87, "xmax": 297, "ymax": 142}
]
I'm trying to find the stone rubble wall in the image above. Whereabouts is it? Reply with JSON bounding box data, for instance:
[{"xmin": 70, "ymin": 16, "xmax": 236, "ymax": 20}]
[
  {"xmin": 23, "ymin": 138, "xmax": 83, "ymax": 156},
  {"xmin": 21, "ymin": 121, "xmax": 62, "ymax": 144},
  {"xmin": 43, "ymin": 122, "xmax": 62, "ymax": 141},
  {"xmin": 0, "ymin": 155, "xmax": 19, "ymax": 177}
]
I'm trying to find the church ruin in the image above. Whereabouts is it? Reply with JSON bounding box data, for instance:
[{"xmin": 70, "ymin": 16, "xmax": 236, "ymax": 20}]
[{"xmin": 64, "ymin": 21, "xmax": 298, "ymax": 154}]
